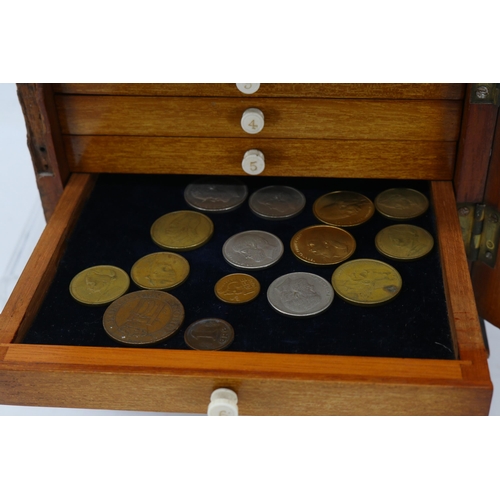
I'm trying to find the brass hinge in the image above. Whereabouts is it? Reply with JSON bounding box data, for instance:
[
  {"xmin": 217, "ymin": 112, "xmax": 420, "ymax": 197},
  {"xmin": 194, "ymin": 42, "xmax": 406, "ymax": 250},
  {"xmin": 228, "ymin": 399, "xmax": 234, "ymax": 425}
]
[
  {"xmin": 470, "ymin": 83, "xmax": 500, "ymax": 105},
  {"xmin": 458, "ymin": 203, "xmax": 500, "ymax": 267}
]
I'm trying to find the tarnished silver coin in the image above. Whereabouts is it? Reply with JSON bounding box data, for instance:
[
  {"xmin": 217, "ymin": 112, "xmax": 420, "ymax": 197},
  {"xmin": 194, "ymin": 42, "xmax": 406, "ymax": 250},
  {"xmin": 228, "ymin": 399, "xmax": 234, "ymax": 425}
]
[
  {"xmin": 249, "ymin": 185, "xmax": 306, "ymax": 220},
  {"xmin": 184, "ymin": 318, "xmax": 235, "ymax": 350},
  {"xmin": 267, "ymin": 272, "xmax": 334, "ymax": 317},
  {"xmin": 222, "ymin": 230, "xmax": 284, "ymax": 270},
  {"xmin": 184, "ymin": 176, "xmax": 248, "ymax": 212}
]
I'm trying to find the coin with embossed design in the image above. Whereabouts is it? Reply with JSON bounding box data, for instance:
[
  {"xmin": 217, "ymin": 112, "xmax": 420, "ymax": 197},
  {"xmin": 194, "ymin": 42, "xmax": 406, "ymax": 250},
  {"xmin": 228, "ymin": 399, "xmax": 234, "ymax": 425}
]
[
  {"xmin": 375, "ymin": 224, "xmax": 434, "ymax": 260},
  {"xmin": 70, "ymin": 265, "xmax": 130, "ymax": 306},
  {"xmin": 331, "ymin": 259, "xmax": 402, "ymax": 306},
  {"xmin": 313, "ymin": 191, "xmax": 374, "ymax": 227},
  {"xmin": 374, "ymin": 188, "xmax": 429, "ymax": 220},
  {"xmin": 131, "ymin": 252, "xmax": 190, "ymax": 290},
  {"xmin": 184, "ymin": 318, "xmax": 235, "ymax": 350},
  {"xmin": 249, "ymin": 185, "xmax": 306, "ymax": 220},
  {"xmin": 103, "ymin": 290, "xmax": 184, "ymax": 345},
  {"xmin": 267, "ymin": 272, "xmax": 334, "ymax": 317},
  {"xmin": 151, "ymin": 210, "xmax": 214, "ymax": 251},
  {"xmin": 214, "ymin": 273, "xmax": 260, "ymax": 304}
]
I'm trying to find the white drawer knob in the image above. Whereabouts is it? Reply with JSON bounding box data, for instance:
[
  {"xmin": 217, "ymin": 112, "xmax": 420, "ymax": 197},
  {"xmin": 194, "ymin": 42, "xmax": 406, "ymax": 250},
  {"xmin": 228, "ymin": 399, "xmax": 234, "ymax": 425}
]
[
  {"xmin": 236, "ymin": 83, "xmax": 260, "ymax": 94},
  {"xmin": 208, "ymin": 388, "xmax": 239, "ymax": 416},
  {"xmin": 242, "ymin": 149, "xmax": 265, "ymax": 175},
  {"xmin": 241, "ymin": 108, "xmax": 265, "ymax": 134}
]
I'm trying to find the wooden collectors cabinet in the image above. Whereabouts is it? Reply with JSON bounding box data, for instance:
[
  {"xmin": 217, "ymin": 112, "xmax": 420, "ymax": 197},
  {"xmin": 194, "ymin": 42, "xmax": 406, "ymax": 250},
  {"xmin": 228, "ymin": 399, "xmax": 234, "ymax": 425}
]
[{"xmin": 0, "ymin": 83, "xmax": 495, "ymax": 415}]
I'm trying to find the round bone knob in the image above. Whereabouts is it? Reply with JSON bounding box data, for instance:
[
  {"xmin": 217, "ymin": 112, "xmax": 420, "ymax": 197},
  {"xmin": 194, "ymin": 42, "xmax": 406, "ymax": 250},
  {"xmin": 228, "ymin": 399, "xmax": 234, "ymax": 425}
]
[
  {"xmin": 242, "ymin": 149, "xmax": 265, "ymax": 176},
  {"xmin": 207, "ymin": 388, "xmax": 239, "ymax": 416},
  {"xmin": 241, "ymin": 108, "xmax": 265, "ymax": 134},
  {"xmin": 236, "ymin": 83, "xmax": 260, "ymax": 94}
]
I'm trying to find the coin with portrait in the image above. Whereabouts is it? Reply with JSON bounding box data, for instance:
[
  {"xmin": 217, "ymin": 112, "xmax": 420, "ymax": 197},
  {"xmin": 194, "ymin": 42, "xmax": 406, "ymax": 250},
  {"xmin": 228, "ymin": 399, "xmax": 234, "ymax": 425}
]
[
  {"xmin": 184, "ymin": 318, "xmax": 235, "ymax": 350},
  {"xmin": 214, "ymin": 273, "xmax": 260, "ymax": 304},
  {"xmin": 374, "ymin": 188, "xmax": 429, "ymax": 220},
  {"xmin": 131, "ymin": 252, "xmax": 190, "ymax": 290},
  {"xmin": 313, "ymin": 191, "xmax": 374, "ymax": 227},
  {"xmin": 375, "ymin": 224, "xmax": 434, "ymax": 260},
  {"xmin": 249, "ymin": 185, "xmax": 306, "ymax": 220}
]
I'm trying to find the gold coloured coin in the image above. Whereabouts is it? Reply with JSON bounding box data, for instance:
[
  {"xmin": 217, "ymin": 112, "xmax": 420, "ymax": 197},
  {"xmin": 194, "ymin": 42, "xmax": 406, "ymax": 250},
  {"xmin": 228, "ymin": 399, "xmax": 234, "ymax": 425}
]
[
  {"xmin": 151, "ymin": 210, "xmax": 214, "ymax": 251},
  {"xmin": 375, "ymin": 224, "xmax": 434, "ymax": 261},
  {"xmin": 313, "ymin": 191, "xmax": 374, "ymax": 227},
  {"xmin": 214, "ymin": 274, "xmax": 260, "ymax": 304},
  {"xmin": 374, "ymin": 188, "xmax": 429, "ymax": 220},
  {"xmin": 103, "ymin": 290, "xmax": 184, "ymax": 345},
  {"xmin": 131, "ymin": 252, "xmax": 190, "ymax": 290},
  {"xmin": 291, "ymin": 225, "xmax": 356, "ymax": 265},
  {"xmin": 69, "ymin": 265, "xmax": 130, "ymax": 305},
  {"xmin": 331, "ymin": 259, "xmax": 402, "ymax": 306}
]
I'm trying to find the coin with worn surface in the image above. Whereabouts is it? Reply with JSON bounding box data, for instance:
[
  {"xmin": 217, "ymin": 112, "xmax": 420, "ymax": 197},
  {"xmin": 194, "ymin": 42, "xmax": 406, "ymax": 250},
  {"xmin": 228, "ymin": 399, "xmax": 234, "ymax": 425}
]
[
  {"xmin": 375, "ymin": 224, "xmax": 434, "ymax": 260},
  {"xmin": 69, "ymin": 265, "xmax": 130, "ymax": 305},
  {"xmin": 184, "ymin": 176, "xmax": 248, "ymax": 212},
  {"xmin": 374, "ymin": 188, "xmax": 429, "ymax": 219},
  {"xmin": 331, "ymin": 259, "xmax": 402, "ymax": 306},
  {"xmin": 222, "ymin": 230, "xmax": 284, "ymax": 270},
  {"xmin": 313, "ymin": 191, "xmax": 375, "ymax": 227},
  {"xmin": 291, "ymin": 225, "xmax": 356, "ymax": 265},
  {"xmin": 184, "ymin": 318, "xmax": 235, "ymax": 350},
  {"xmin": 103, "ymin": 290, "xmax": 184, "ymax": 345},
  {"xmin": 249, "ymin": 185, "xmax": 306, "ymax": 220},
  {"xmin": 151, "ymin": 210, "xmax": 214, "ymax": 251},
  {"xmin": 267, "ymin": 272, "xmax": 334, "ymax": 317},
  {"xmin": 214, "ymin": 273, "xmax": 260, "ymax": 304},
  {"xmin": 131, "ymin": 252, "xmax": 190, "ymax": 290}
]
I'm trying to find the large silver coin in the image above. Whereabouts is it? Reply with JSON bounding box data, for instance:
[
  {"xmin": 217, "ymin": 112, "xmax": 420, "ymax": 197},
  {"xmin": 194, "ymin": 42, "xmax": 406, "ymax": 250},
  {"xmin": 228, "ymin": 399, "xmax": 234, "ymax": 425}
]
[
  {"xmin": 249, "ymin": 185, "xmax": 306, "ymax": 220},
  {"xmin": 222, "ymin": 230, "xmax": 284, "ymax": 270},
  {"xmin": 267, "ymin": 272, "xmax": 334, "ymax": 317},
  {"xmin": 184, "ymin": 176, "xmax": 248, "ymax": 212}
]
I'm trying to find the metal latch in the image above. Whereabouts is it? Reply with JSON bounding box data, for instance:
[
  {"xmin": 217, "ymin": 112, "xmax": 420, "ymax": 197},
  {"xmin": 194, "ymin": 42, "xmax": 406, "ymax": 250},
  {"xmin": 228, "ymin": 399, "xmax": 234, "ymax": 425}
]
[
  {"xmin": 458, "ymin": 203, "xmax": 500, "ymax": 267},
  {"xmin": 470, "ymin": 84, "xmax": 500, "ymax": 106}
]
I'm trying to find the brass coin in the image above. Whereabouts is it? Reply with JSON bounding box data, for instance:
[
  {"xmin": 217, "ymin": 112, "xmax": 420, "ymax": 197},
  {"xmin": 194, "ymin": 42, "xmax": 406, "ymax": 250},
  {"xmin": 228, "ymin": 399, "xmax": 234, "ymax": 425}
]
[
  {"xmin": 313, "ymin": 191, "xmax": 374, "ymax": 227},
  {"xmin": 151, "ymin": 210, "xmax": 214, "ymax": 251},
  {"xmin": 291, "ymin": 225, "xmax": 356, "ymax": 265},
  {"xmin": 131, "ymin": 252, "xmax": 190, "ymax": 290},
  {"xmin": 375, "ymin": 224, "xmax": 434, "ymax": 261},
  {"xmin": 214, "ymin": 274, "xmax": 260, "ymax": 304},
  {"xmin": 103, "ymin": 290, "xmax": 184, "ymax": 345},
  {"xmin": 69, "ymin": 265, "xmax": 130, "ymax": 305},
  {"xmin": 184, "ymin": 318, "xmax": 235, "ymax": 350},
  {"xmin": 331, "ymin": 259, "xmax": 402, "ymax": 306},
  {"xmin": 374, "ymin": 188, "xmax": 429, "ymax": 220}
]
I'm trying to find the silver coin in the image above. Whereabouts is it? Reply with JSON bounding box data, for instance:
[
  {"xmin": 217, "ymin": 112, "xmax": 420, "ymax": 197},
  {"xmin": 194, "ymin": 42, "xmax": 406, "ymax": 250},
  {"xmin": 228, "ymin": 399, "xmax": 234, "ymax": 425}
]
[
  {"xmin": 267, "ymin": 272, "xmax": 334, "ymax": 317},
  {"xmin": 222, "ymin": 230, "xmax": 284, "ymax": 270},
  {"xmin": 184, "ymin": 176, "xmax": 248, "ymax": 212},
  {"xmin": 249, "ymin": 185, "xmax": 306, "ymax": 220}
]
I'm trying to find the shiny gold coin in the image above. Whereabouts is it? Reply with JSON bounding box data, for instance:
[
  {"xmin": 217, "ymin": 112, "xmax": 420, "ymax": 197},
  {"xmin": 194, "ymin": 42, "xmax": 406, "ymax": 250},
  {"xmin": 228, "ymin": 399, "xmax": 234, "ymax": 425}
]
[
  {"xmin": 69, "ymin": 265, "xmax": 130, "ymax": 305},
  {"xmin": 313, "ymin": 191, "xmax": 375, "ymax": 227},
  {"xmin": 151, "ymin": 210, "xmax": 214, "ymax": 251},
  {"xmin": 331, "ymin": 259, "xmax": 402, "ymax": 306},
  {"xmin": 131, "ymin": 252, "xmax": 190, "ymax": 290},
  {"xmin": 214, "ymin": 273, "xmax": 260, "ymax": 304},
  {"xmin": 374, "ymin": 188, "xmax": 429, "ymax": 220},
  {"xmin": 291, "ymin": 225, "xmax": 356, "ymax": 265},
  {"xmin": 375, "ymin": 224, "xmax": 434, "ymax": 261},
  {"xmin": 103, "ymin": 290, "xmax": 184, "ymax": 345}
]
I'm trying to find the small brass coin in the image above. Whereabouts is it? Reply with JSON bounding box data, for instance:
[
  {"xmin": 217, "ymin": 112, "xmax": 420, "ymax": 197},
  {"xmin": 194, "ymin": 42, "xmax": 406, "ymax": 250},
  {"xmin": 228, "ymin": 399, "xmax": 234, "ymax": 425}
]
[
  {"xmin": 69, "ymin": 265, "xmax": 130, "ymax": 306},
  {"xmin": 184, "ymin": 318, "xmax": 235, "ymax": 350},
  {"xmin": 214, "ymin": 273, "xmax": 260, "ymax": 304},
  {"xmin": 374, "ymin": 188, "xmax": 429, "ymax": 220},
  {"xmin": 291, "ymin": 225, "xmax": 356, "ymax": 265},
  {"xmin": 331, "ymin": 259, "xmax": 402, "ymax": 306},
  {"xmin": 313, "ymin": 191, "xmax": 374, "ymax": 227},
  {"xmin": 131, "ymin": 252, "xmax": 190, "ymax": 290},
  {"xmin": 103, "ymin": 290, "xmax": 184, "ymax": 345},
  {"xmin": 151, "ymin": 210, "xmax": 214, "ymax": 251},
  {"xmin": 375, "ymin": 224, "xmax": 434, "ymax": 261}
]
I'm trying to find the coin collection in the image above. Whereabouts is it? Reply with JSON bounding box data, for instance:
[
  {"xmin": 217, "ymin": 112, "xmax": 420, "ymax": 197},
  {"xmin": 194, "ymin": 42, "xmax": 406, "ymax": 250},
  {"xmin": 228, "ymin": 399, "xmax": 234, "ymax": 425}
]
[{"xmin": 69, "ymin": 177, "xmax": 432, "ymax": 349}]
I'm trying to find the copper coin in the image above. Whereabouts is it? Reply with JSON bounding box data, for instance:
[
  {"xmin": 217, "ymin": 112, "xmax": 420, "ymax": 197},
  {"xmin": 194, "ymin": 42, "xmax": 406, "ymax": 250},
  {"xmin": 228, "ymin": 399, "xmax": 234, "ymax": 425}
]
[
  {"xmin": 291, "ymin": 225, "xmax": 356, "ymax": 265},
  {"xmin": 103, "ymin": 290, "xmax": 184, "ymax": 345},
  {"xmin": 184, "ymin": 318, "xmax": 234, "ymax": 350},
  {"xmin": 214, "ymin": 273, "xmax": 260, "ymax": 304},
  {"xmin": 131, "ymin": 252, "xmax": 190, "ymax": 290},
  {"xmin": 313, "ymin": 191, "xmax": 374, "ymax": 227},
  {"xmin": 375, "ymin": 224, "xmax": 434, "ymax": 260},
  {"xmin": 374, "ymin": 188, "xmax": 429, "ymax": 220}
]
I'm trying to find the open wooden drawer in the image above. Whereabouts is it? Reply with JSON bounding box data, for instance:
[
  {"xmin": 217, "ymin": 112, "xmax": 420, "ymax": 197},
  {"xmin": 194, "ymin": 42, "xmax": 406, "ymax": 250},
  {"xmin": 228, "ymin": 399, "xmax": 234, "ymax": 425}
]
[{"xmin": 0, "ymin": 84, "xmax": 492, "ymax": 415}]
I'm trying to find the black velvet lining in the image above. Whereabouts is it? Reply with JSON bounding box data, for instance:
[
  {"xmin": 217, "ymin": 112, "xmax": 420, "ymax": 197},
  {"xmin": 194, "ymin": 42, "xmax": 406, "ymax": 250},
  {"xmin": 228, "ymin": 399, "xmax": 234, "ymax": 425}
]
[{"xmin": 23, "ymin": 174, "xmax": 455, "ymax": 360}]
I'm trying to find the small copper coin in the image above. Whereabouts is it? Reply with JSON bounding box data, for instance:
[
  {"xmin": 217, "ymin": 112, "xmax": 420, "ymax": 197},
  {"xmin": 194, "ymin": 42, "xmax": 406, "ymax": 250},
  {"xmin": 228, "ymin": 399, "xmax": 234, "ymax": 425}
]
[
  {"xmin": 103, "ymin": 290, "xmax": 184, "ymax": 345},
  {"xmin": 374, "ymin": 188, "xmax": 429, "ymax": 220},
  {"xmin": 151, "ymin": 210, "xmax": 214, "ymax": 251},
  {"xmin": 313, "ymin": 191, "xmax": 375, "ymax": 227},
  {"xmin": 375, "ymin": 224, "xmax": 434, "ymax": 260},
  {"xmin": 214, "ymin": 273, "xmax": 260, "ymax": 304},
  {"xmin": 291, "ymin": 225, "xmax": 356, "ymax": 265},
  {"xmin": 131, "ymin": 252, "xmax": 190, "ymax": 290},
  {"xmin": 184, "ymin": 318, "xmax": 235, "ymax": 350},
  {"xmin": 69, "ymin": 265, "xmax": 130, "ymax": 306}
]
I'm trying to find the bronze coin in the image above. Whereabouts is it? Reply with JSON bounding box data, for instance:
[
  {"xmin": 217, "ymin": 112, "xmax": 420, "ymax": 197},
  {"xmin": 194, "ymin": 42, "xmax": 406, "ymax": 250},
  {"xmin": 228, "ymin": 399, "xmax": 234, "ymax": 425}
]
[
  {"xmin": 375, "ymin": 224, "xmax": 434, "ymax": 260},
  {"xmin": 131, "ymin": 252, "xmax": 190, "ymax": 290},
  {"xmin": 184, "ymin": 318, "xmax": 234, "ymax": 350},
  {"xmin": 313, "ymin": 191, "xmax": 374, "ymax": 227},
  {"xmin": 214, "ymin": 274, "xmax": 260, "ymax": 304},
  {"xmin": 291, "ymin": 225, "xmax": 356, "ymax": 265},
  {"xmin": 374, "ymin": 188, "xmax": 429, "ymax": 220},
  {"xmin": 103, "ymin": 290, "xmax": 184, "ymax": 345}
]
